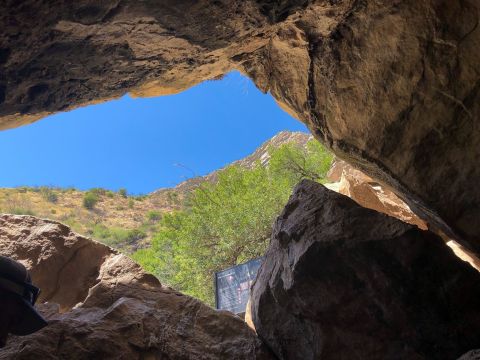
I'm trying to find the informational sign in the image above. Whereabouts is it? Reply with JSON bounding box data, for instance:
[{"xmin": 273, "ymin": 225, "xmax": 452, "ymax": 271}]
[{"xmin": 214, "ymin": 257, "xmax": 263, "ymax": 314}]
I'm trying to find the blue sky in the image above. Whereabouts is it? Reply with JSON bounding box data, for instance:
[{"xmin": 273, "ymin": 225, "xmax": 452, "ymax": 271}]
[{"xmin": 0, "ymin": 71, "xmax": 308, "ymax": 194}]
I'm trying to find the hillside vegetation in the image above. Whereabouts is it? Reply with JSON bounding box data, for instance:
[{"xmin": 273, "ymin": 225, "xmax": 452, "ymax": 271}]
[
  {"xmin": 0, "ymin": 132, "xmax": 333, "ymax": 305},
  {"xmin": 0, "ymin": 185, "xmax": 182, "ymax": 250},
  {"xmin": 0, "ymin": 131, "xmax": 315, "ymax": 253},
  {"xmin": 133, "ymin": 138, "xmax": 333, "ymax": 305}
]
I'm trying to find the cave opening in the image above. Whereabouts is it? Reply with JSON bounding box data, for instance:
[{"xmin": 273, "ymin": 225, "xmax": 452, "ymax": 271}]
[{"xmin": 0, "ymin": 70, "xmax": 334, "ymax": 310}]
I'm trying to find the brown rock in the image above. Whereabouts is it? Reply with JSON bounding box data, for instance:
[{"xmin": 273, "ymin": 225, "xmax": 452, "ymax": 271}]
[
  {"xmin": 0, "ymin": 215, "xmax": 273, "ymax": 360},
  {"xmin": 325, "ymin": 159, "xmax": 427, "ymax": 230},
  {"xmin": 0, "ymin": 1, "xmax": 479, "ymax": 252},
  {"xmin": 251, "ymin": 180, "xmax": 480, "ymax": 360},
  {"xmin": 324, "ymin": 160, "xmax": 480, "ymax": 272}
]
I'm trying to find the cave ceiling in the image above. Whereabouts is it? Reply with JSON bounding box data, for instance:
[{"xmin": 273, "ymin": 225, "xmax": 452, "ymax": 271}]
[{"xmin": 1, "ymin": 0, "xmax": 479, "ymax": 253}]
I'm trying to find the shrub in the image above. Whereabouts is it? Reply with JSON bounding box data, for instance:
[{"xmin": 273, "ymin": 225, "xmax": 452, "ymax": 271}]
[
  {"xmin": 90, "ymin": 188, "xmax": 107, "ymax": 196},
  {"xmin": 91, "ymin": 224, "xmax": 146, "ymax": 248},
  {"xmin": 40, "ymin": 187, "xmax": 58, "ymax": 203},
  {"xmin": 83, "ymin": 192, "xmax": 99, "ymax": 210},
  {"xmin": 128, "ymin": 199, "xmax": 134, "ymax": 209},
  {"xmin": 118, "ymin": 188, "xmax": 127, "ymax": 198},
  {"xmin": 167, "ymin": 191, "xmax": 179, "ymax": 204},
  {"xmin": 146, "ymin": 210, "xmax": 162, "ymax": 222},
  {"xmin": 125, "ymin": 229, "xmax": 147, "ymax": 244},
  {"xmin": 10, "ymin": 208, "xmax": 36, "ymax": 216}
]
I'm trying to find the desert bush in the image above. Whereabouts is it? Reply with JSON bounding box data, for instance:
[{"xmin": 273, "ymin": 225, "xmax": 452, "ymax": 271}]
[
  {"xmin": 91, "ymin": 224, "xmax": 146, "ymax": 248},
  {"xmin": 40, "ymin": 187, "xmax": 58, "ymax": 203},
  {"xmin": 11, "ymin": 208, "xmax": 36, "ymax": 216},
  {"xmin": 146, "ymin": 210, "xmax": 162, "ymax": 222},
  {"xmin": 118, "ymin": 188, "xmax": 127, "ymax": 198},
  {"xmin": 83, "ymin": 192, "xmax": 99, "ymax": 210}
]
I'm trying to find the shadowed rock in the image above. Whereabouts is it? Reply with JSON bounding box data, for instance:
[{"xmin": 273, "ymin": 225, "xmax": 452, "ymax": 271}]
[{"xmin": 251, "ymin": 180, "xmax": 480, "ymax": 360}]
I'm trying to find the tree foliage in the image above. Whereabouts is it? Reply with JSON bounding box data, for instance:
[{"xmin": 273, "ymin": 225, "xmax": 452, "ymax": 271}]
[{"xmin": 132, "ymin": 139, "xmax": 333, "ymax": 305}]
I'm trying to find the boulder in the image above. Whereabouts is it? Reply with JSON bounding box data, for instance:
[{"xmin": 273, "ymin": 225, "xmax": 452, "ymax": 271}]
[
  {"xmin": 0, "ymin": 215, "xmax": 274, "ymax": 360},
  {"xmin": 251, "ymin": 180, "xmax": 480, "ymax": 360}
]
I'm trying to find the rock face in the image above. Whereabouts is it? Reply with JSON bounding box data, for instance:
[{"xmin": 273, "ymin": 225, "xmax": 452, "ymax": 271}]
[
  {"xmin": 325, "ymin": 159, "xmax": 427, "ymax": 230},
  {"xmin": 0, "ymin": 215, "xmax": 273, "ymax": 360},
  {"xmin": 0, "ymin": 1, "xmax": 479, "ymax": 253},
  {"xmin": 324, "ymin": 160, "xmax": 480, "ymax": 272},
  {"xmin": 251, "ymin": 180, "xmax": 480, "ymax": 360}
]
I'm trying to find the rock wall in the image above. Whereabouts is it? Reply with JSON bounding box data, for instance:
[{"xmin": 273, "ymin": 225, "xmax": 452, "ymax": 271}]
[
  {"xmin": 250, "ymin": 180, "xmax": 480, "ymax": 359},
  {"xmin": 0, "ymin": 1, "xmax": 479, "ymax": 252},
  {"xmin": 0, "ymin": 215, "xmax": 274, "ymax": 360}
]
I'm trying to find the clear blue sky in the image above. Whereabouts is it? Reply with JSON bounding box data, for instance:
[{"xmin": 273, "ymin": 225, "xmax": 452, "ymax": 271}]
[{"xmin": 0, "ymin": 71, "xmax": 308, "ymax": 194}]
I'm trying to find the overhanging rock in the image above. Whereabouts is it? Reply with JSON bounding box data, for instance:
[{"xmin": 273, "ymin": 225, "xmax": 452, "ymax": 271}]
[{"xmin": 1, "ymin": 1, "xmax": 479, "ymax": 252}]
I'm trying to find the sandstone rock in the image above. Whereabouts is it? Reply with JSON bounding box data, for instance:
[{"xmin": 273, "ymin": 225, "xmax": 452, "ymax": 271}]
[
  {"xmin": 325, "ymin": 159, "xmax": 427, "ymax": 230},
  {"xmin": 447, "ymin": 240, "xmax": 480, "ymax": 273},
  {"xmin": 244, "ymin": 298, "xmax": 255, "ymax": 332},
  {"xmin": 251, "ymin": 180, "xmax": 480, "ymax": 360},
  {"xmin": 324, "ymin": 160, "xmax": 480, "ymax": 272},
  {"xmin": 0, "ymin": 1, "xmax": 479, "ymax": 252},
  {"xmin": 0, "ymin": 215, "xmax": 273, "ymax": 359}
]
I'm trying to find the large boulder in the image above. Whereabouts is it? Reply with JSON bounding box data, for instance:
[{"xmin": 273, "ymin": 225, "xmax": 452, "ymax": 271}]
[
  {"xmin": 251, "ymin": 180, "xmax": 480, "ymax": 360},
  {"xmin": 0, "ymin": 215, "xmax": 273, "ymax": 360}
]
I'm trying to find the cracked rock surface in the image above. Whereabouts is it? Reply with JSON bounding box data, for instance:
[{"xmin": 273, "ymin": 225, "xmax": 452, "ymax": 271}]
[
  {"xmin": 0, "ymin": 215, "xmax": 273, "ymax": 360},
  {"xmin": 1, "ymin": 0, "xmax": 478, "ymax": 253},
  {"xmin": 251, "ymin": 180, "xmax": 480, "ymax": 360}
]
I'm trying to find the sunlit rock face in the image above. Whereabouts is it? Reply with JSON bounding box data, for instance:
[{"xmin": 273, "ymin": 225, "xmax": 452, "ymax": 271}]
[
  {"xmin": 325, "ymin": 159, "xmax": 428, "ymax": 230},
  {"xmin": 1, "ymin": 0, "xmax": 479, "ymax": 252},
  {"xmin": 251, "ymin": 180, "xmax": 480, "ymax": 360},
  {"xmin": 0, "ymin": 215, "xmax": 274, "ymax": 360}
]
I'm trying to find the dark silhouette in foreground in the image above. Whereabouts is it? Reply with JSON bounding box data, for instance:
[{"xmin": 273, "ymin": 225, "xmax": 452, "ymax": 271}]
[{"xmin": 0, "ymin": 256, "xmax": 47, "ymax": 348}]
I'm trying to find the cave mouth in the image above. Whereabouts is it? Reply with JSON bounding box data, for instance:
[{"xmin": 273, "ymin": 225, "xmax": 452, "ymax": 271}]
[{"xmin": 0, "ymin": 70, "xmax": 326, "ymax": 308}]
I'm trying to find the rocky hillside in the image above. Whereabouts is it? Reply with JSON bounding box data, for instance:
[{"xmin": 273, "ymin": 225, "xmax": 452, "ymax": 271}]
[{"xmin": 0, "ymin": 131, "xmax": 311, "ymax": 251}]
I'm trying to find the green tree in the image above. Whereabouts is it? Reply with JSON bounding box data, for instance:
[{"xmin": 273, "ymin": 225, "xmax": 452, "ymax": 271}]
[{"xmin": 133, "ymin": 139, "xmax": 333, "ymax": 305}]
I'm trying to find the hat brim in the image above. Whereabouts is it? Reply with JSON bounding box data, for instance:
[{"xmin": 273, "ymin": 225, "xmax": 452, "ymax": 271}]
[{"xmin": 10, "ymin": 298, "xmax": 48, "ymax": 336}]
